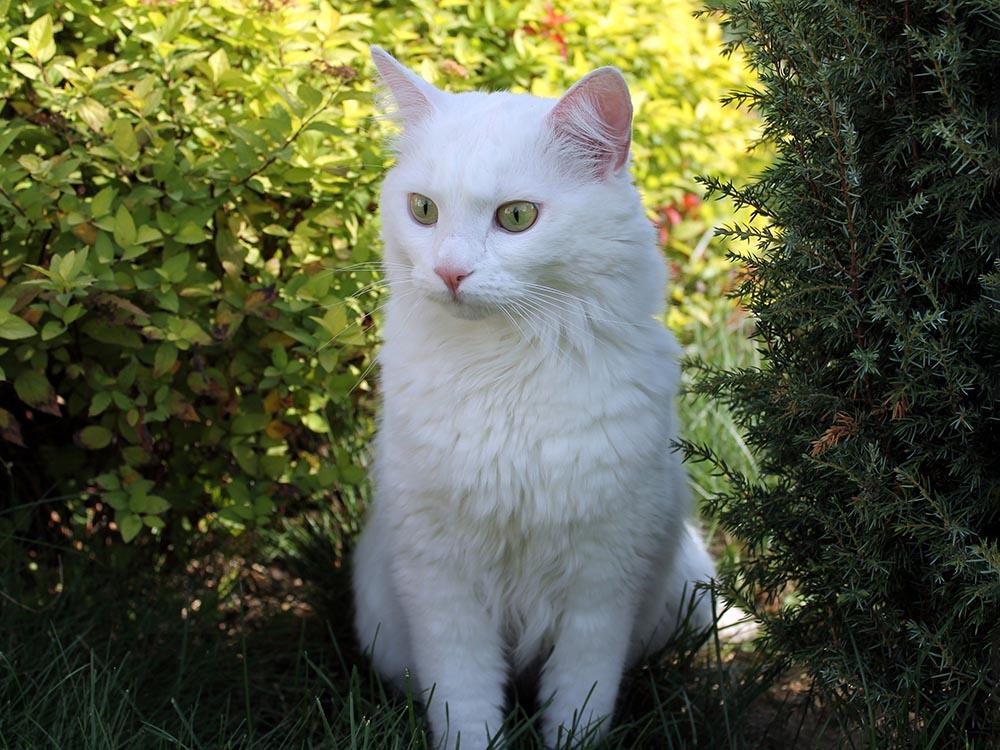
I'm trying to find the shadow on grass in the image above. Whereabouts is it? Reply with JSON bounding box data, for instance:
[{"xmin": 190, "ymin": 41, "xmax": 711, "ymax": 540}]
[{"xmin": 1, "ymin": 508, "xmax": 851, "ymax": 750}]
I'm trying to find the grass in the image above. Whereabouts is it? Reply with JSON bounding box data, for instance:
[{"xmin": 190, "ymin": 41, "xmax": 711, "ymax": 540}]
[
  {"xmin": 677, "ymin": 299, "xmax": 760, "ymax": 572},
  {"xmin": 1, "ymin": 293, "xmax": 855, "ymax": 749},
  {"xmin": 0, "ymin": 533, "xmax": 815, "ymax": 750}
]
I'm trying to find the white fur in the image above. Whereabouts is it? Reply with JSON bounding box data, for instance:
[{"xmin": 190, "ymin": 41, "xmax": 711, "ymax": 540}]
[{"xmin": 353, "ymin": 47, "xmax": 719, "ymax": 749}]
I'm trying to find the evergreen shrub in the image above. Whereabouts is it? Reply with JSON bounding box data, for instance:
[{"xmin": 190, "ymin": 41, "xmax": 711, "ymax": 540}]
[
  {"xmin": 692, "ymin": 0, "xmax": 1000, "ymax": 744},
  {"xmin": 0, "ymin": 0, "xmax": 762, "ymax": 563}
]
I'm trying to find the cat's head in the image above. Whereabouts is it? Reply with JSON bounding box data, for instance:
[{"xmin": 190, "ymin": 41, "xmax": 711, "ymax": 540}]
[{"xmin": 372, "ymin": 46, "xmax": 664, "ymax": 324}]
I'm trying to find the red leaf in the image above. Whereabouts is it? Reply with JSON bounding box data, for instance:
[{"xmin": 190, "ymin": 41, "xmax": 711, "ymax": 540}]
[{"xmin": 0, "ymin": 408, "xmax": 25, "ymax": 447}]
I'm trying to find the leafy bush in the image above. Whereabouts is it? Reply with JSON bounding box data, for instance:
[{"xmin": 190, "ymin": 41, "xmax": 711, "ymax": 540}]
[
  {"xmin": 0, "ymin": 0, "xmax": 762, "ymax": 560},
  {"xmin": 0, "ymin": 1, "xmax": 381, "ymax": 564},
  {"xmin": 692, "ymin": 0, "xmax": 1000, "ymax": 744}
]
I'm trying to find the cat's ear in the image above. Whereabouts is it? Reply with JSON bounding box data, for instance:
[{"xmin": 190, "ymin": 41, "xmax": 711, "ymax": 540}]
[
  {"xmin": 547, "ymin": 67, "xmax": 633, "ymax": 179},
  {"xmin": 370, "ymin": 45, "xmax": 440, "ymax": 126}
]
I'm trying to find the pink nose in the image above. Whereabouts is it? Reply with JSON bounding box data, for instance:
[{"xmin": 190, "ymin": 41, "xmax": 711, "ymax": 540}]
[{"xmin": 434, "ymin": 266, "xmax": 472, "ymax": 294}]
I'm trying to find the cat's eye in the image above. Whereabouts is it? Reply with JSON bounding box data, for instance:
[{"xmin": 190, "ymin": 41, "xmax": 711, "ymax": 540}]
[
  {"xmin": 408, "ymin": 193, "xmax": 438, "ymax": 225},
  {"xmin": 496, "ymin": 201, "xmax": 538, "ymax": 232}
]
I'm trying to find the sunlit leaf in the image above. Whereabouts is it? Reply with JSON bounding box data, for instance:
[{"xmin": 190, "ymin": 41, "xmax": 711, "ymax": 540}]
[
  {"xmin": 113, "ymin": 205, "xmax": 137, "ymax": 247},
  {"xmin": 0, "ymin": 311, "xmax": 37, "ymax": 340},
  {"xmin": 27, "ymin": 14, "xmax": 55, "ymax": 63}
]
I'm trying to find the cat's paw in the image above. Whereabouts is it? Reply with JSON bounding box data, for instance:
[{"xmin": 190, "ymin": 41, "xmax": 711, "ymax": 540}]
[
  {"xmin": 715, "ymin": 606, "xmax": 759, "ymax": 643},
  {"xmin": 542, "ymin": 715, "xmax": 609, "ymax": 750},
  {"xmin": 434, "ymin": 724, "xmax": 505, "ymax": 750}
]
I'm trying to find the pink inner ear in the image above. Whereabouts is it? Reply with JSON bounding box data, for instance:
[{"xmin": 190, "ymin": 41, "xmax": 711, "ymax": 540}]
[
  {"xmin": 591, "ymin": 80, "xmax": 631, "ymax": 148},
  {"xmin": 549, "ymin": 67, "xmax": 633, "ymax": 178},
  {"xmin": 371, "ymin": 46, "xmax": 435, "ymax": 123}
]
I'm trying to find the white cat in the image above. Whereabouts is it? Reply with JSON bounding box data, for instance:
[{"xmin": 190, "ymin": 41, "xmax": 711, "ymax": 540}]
[{"xmin": 353, "ymin": 46, "xmax": 721, "ymax": 749}]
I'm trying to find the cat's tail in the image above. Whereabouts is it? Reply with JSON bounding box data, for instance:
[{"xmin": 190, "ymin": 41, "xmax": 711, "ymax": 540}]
[
  {"xmin": 674, "ymin": 523, "xmax": 758, "ymax": 643},
  {"xmin": 628, "ymin": 523, "xmax": 757, "ymax": 664}
]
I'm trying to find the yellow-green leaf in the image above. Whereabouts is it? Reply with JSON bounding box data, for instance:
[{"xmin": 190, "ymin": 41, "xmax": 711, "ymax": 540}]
[
  {"xmin": 161, "ymin": 252, "xmax": 190, "ymax": 281},
  {"xmin": 118, "ymin": 511, "xmax": 142, "ymax": 542},
  {"xmin": 174, "ymin": 222, "xmax": 208, "ymax": 244},
  {"xmin": 79, "ymin": 425, "xmax": 113, "ymax": 449},
  {"xmin": 231, "ymin": 413, "xmax": 269, "ymax": 435},
  {"xmin": 77, "ymin": 98, "xmax": 110, "ymax": 131},
  {"xmin": 301, "ymin": 412, "xmax": 329, "ymax": 433},
  {"xmin": 12, "ymin": 62, "xmax": 41, "ymax": 80},
  {"xmin": 132, "ymin": 494, "xmax": 170, "ymax": 514},
  {"xmin": 14, "ymin": 370, "xmax": 59, "ymax": 415},
  {"xmin": 111, "ymin": 120, "xmax": 138, "ymax": 160},
  {"xmin": 91, "ymin": 187, "xmax": 116, "ymax": 218},
  {"xmin": 144, "ymin": 515, "xmax": 165, "ymax": 530},
  {"xmin": 153, "ymin": 342, "xmax": 178, "ymax": 377},
  {"xmin": 136, "ymin": 225, "xmax": 162, "ymax": 244},
  {"xmin": 113, "ymin": 205, "xmax": 137, "ymax": 247},
  {"xmin": 310, "ymin": 303, "xmax": 348, "ymax": 339},
  {"xmin": 207, "ymin": 48, "xmax": 230, "ymax": 84},
  {"xmin": 27, "ymin": 14, "xmax": 55, "ymax": 63},
  {"xmin": 0, "ymin": 310, "xmax": 37, "ymax": 340},
  {"xmin": 41, "ymin": 320, "xmax": 66, "ymax": 340},
  {"xmin": 89, "ymin": 392, "xmax": 112, "ymax": 416}
]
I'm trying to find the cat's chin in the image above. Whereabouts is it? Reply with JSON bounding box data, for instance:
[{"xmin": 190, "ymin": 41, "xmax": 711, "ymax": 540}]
[{"xmin": 429, "ymin": 296, "xmax": 497, "ymax": 321}]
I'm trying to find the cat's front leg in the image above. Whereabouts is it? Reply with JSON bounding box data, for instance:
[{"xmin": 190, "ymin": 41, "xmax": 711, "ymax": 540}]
[
  {"xmin": 540, "ymin": 574, "xmax": 634, "ymax": 748},
  {"xmin": 398, "ymin": 559, "xmax": 507, "ymax": 749}
]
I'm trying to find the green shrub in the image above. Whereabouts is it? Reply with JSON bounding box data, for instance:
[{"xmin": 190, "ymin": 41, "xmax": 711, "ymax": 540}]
[
  {"xmin": 0, "ymin": 0, "xmax": 762, "ymax": 560},
  {"xmin": 692, "ymin": 0, "xmax": 1000, "ymax": 744},
  {"xmin": 0, "ymin": 1, "xmax": 382, "ymax": 564}
]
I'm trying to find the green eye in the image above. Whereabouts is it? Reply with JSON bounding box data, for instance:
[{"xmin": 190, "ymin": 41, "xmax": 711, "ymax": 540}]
[
  {"xmin": 496, "ymin": 201, "xmax": 539, "ymax": 232},
  {"xmin": 408, "ymin": 193, "xmax": 438, "ymax": 225}
]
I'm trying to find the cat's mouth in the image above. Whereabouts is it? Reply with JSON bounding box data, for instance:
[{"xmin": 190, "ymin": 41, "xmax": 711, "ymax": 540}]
[{"xmin": 428, "ymin": 288, "xmax": 498, "ymax": 321}]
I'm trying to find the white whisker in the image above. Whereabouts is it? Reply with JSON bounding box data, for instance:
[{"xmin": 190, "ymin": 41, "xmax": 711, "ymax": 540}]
[
  {"xmin": 314, "ymin": 260, "xmax": 415, "ymax": 281},
  {"xmin": 349, "ymin": 277, "xmax": 415, "ymax": 299},
  {"xmin": 349, "ymin": 354, "xmax": 380, "ymax": 394},
  {"xmin": 521, "ymin": 281, "xmax": 629, "ymax": 321},
  {"xmin": 314, "ymin": 279, "xmax": 415, "ymax": 308},
  {"xmin": 315, "ymin": 288, "xmax": 418, "ymax": 352},
  {"xmin": 498, "ymin": 303, "xmax": 529, "ymax": 345},
  {"xmin": 511, "ymin": 296, "xmax": 575, "ymax": 364},
  {"xmin": 350, "ymin": 292, "xmax": 419, "ymax": 393},
  {"xmin": 518, "ymin": 293, "xmax": 596, "ymax": 351},
  {"xmin": 522, "ymin": 282, "xmax": 659, "ymax": 331}
]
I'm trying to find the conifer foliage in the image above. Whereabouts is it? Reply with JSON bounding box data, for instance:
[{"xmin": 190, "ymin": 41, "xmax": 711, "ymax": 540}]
[{"xmin": 693, "ymin": 0, "xmax": 1000, "ymax": 744}]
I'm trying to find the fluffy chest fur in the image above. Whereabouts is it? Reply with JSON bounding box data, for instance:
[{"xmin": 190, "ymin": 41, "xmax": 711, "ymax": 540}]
[{"xmin": 377, "ymin": 297, "xmax": 681, "ymax": 527}]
